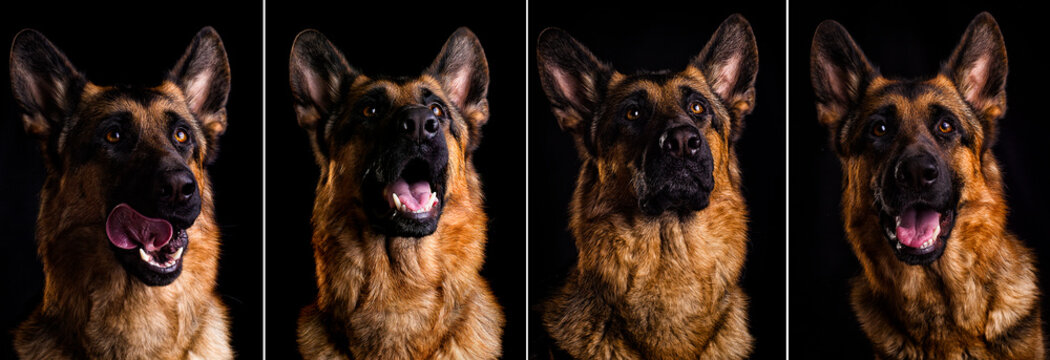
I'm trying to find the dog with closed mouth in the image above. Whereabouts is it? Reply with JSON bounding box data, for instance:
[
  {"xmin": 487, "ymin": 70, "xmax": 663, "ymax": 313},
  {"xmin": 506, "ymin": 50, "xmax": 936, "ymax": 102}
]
[
  {"xmin": 811, "ymin": 12, "xmax": 1044, "ymax": 358},
  {"xmin": 536, "ymin": 14, "xmax": 758, "ymax": 359},
  {"xmin": 289, "ymin": 27, "xmax": 503, "ymax": 359},
  {"xmin": 10, "ymin": 27, "xmax": 233, "ymax": 358}
]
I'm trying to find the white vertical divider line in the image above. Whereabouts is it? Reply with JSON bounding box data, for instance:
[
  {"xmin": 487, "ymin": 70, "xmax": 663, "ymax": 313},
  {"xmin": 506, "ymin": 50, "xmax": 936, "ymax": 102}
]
[
  {"xmin": 523, "ymin": 0, "xmax": 531, "ymax": 356},
  {"xmin": 261, "ymin": 0, "xmax": 268, "ymax": 357},
  {"xmin": 783, "ymin": 0, "xmax": 791, "ymax": 357}
]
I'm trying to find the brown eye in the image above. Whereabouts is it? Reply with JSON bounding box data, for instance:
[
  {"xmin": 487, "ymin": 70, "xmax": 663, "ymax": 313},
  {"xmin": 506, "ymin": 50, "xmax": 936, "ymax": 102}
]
[
  {"xmin": 872, "ymin": 122, "xmax": 887, "ymax": 137},
  {"xmin": 938, "ymin": 120, "xmax": 953, "ymax": 133},
  {"xmin": 362, "ymin": 106, "xmax": 376, "ymax": 117},
  {"xmin": 625, "ymin": 106, "xmax": 641, "ymax": 121},
  {"xmin": 105, "ymin": 129, "xmax": 121, "ymax": 143},
  {"xmin": 689, "ymin": 101, "xmax": 704, "ymax": 114},
  {"xmin": 429, "ymin": 103, "xmax": 444, "ymax": 117},
  {"xmin": 174, "ymin": 129, "xmax": 189, "ymax": 143}
]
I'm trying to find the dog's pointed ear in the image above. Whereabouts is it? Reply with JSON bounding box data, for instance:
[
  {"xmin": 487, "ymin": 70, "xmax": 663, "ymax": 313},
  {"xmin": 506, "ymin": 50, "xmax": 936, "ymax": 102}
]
[
  {"xmin": 811, "ymin": 20, "xmax": 876, "ymax": 130},
  {"xmin": 168, "ymin": 26, "xmax": 231, "ymax": 161},
  {"xmin": 537, "ymin": 28, "xmax": 612, "ymax": 142},
  {"xmin": 426, "ymin": 27, "xmax": 489, "ymax": 152},
  {"xmin": 691, "ymin": 14, "xmax": 758, "ymax": 142},
  {"xmin": 943, "ymin": 12, "xmax": 1007, "ymax": 125},
  {"xmin": 289, "ymin": 29, "xmax": 359, "ymax": 132},
  {"xmin": 9, "ymin": 29, "xmax": 87, "ymax": 140}
]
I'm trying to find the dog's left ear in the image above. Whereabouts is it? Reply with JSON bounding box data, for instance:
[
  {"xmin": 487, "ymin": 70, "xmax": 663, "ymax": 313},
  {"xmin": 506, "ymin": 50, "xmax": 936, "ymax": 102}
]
[
  {"xmin": 943, "ymin": 12, "xmax": 1007, "ymax": 129},
  {"xmin": 691, "ymin": 14, "xmax": 759, "ymax": 142},
  {"xmin": 426, "ymin": 27, "xmax": 489, "ymax": 151},
  {"xmin": 168, "ymin": 26, "xmax": 231, "ymax": 162}
]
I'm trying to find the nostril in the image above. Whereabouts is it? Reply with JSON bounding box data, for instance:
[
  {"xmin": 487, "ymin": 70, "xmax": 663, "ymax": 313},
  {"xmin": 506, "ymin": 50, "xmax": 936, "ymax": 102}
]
[
  {"xmin": 687, "ymin": 136, "xmax": 701, "ymax": 150},
  {"xmin": 180, "ymin": 182, "xmax": 196, "ymax": 197},
  {"xmin": 922, "ymin": 166, "xmax": 938, "ymax": 182},
  {"xmin": 424, "ymin": 118, "xmax": 439, "ymax": 134}
]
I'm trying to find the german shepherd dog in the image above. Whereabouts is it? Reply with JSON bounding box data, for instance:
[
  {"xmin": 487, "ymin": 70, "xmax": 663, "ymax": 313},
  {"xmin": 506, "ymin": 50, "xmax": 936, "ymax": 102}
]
[
  {"xmin": 9, "ymin": 28, "xmax": 232, "ymax": 358},
  {"xmin": 289, "ymin": 27, "xmax": 503, "ymax": 359},
  {"xmin": 536, "ymin": 14, "xmax": 758, "ymax": 359},
  {"xmin": 811, "ymin": 12, "xmax": 1044, "ymax": 358}
]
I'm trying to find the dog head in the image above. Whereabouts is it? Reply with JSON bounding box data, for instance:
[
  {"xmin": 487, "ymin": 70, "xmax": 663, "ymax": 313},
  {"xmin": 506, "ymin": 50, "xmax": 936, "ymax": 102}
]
[
  {"xmin": 811, "ymin": 13, "xmax": 1006, "ymax": 265},
  {"xmin": 537, "ymin": 15, "xmax": 757, "ymax": 216},
  {"xmin": 289, "ymin": 28, "xmax": 488, "ymax": 238},
  {"xmin": 10, "ymin": 28, "xmax": 230, "ymax": 286}
]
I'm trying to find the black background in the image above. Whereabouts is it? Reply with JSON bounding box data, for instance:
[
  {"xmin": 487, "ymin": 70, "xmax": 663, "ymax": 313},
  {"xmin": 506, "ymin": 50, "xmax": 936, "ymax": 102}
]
[
  {"xmin": 528, "ymin": 1, "xmax": 786, "ymax": 358},
  {"xmin": 0, "ymin": 1, "xmax": 263, "ymax": 359},
  {"xmin": 789, "ymin": 2, "xmax": 1050, "ymax": 358},
  {"xmin": 264, "ymin": 0, "xmax": 526, "ymax": 358}
]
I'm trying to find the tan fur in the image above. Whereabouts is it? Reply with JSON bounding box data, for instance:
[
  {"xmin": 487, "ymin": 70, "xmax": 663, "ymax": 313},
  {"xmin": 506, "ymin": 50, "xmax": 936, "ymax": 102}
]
[
  {"xmin": 295, "ymin": 76, "xmax": 503, "ymax": 359},
  {"xmin": 13, "ymin": 81, "xmax": 231, "ymax": 359},
  {"xmin": 543, "ymin": 65, "xmax": 753, "ymax": 359}
]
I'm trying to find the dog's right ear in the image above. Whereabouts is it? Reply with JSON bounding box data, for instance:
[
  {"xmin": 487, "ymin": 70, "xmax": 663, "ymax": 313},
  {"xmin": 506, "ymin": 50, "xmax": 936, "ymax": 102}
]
[
  {"xmin": 10, "ymin": 29, "xmax": 87, "ymax": 139},
  {"xmin": 289, "ymin": 29, "xmax": 359, "ymax": 132},
  {"xmin": 810, "ymin": 20, "xmax": 876, "ymax": 130},
  {"xmin": 536, "ymin": 28, "xmax": 612, "ymax": 142}
]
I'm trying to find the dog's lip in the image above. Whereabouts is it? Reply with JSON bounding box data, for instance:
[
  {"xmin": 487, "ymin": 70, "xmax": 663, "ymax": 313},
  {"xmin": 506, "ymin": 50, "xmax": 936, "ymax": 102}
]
[{"xmin": 135, "ymin": 229, "xmax": 188, "ymax": 273}]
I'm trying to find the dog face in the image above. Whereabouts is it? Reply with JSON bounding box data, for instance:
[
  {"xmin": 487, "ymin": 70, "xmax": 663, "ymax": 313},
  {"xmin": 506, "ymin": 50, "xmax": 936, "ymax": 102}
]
[
  {"xmin": 10, "ymin": 28, "xmax": 230, "ymax": 286},
  {"xmin": 289, "ymin": 28, "xmax": 488, "ymax": 238},
  {"xmin": 811, "ymin": 13, "xmax": 1006, "ymax": 265},
  {"xmin": 536, "ymin": 15, "xmax": 758, "ymax": 216}
]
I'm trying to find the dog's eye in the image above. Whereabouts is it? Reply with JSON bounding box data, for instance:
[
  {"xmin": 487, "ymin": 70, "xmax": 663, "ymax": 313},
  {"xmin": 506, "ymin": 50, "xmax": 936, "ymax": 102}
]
[
  {"xmin": 872, "ymin": 121, "xmax": 887, "ymax": 137},
  {"xmin": 105, "ymin": 129, "xmax": 122, "ymax": 144},
  {"xmin": 937, "ymin": 119, "xmax": 954, "ymax": 134},
  {"xmin": 362, "ymin": 106, "xmax": 377, "ymax": 118},
  {"xmin": 625, "ymin": 106, "xmax": 641, "ymax": 121},
  {"xmin": 429, "ymin": 103, "xmax": 444, "ymax": 117},
  {"xmin": 689, "ymin": 101, "xmax": 704, "ymax": 115},
  {"xmin": 174, "ymin": 129, "xmax": 189, "ymax": 144}
]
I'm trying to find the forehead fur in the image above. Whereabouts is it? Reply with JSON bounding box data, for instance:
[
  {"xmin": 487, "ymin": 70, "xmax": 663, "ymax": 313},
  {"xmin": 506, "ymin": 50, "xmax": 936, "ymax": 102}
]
[
  {"xmin": 840, "ymin": 75, "xmax": 985, "ymax": 147},
  {"xmin": 61, "ymin": 81, "xmax": 204, "ymax": 157}
]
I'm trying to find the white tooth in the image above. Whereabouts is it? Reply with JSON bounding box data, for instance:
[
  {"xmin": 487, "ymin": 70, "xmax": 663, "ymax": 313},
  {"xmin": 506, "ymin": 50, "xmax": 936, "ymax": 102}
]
[
  {"xmin": 431, "ymin": 192, "xmax": 439, "ymax": 206},
  {"xmin": 401, "ymin": 204, "xmax": 408, "ymax": 213},
  {"xmin": 895, "ymin": 216, "xmax": 901, "ymax": 227},
  {"xmin": 173, "ymin": 247, "xmax": 184, "ymax": 260},
  {"xmin": 139, "ymin": 248, "xmax": 150, "ymax": 262},
  {"xmin": 896, "ymin": 242, "xmax": 902, "ymax": 250},
  {"xmin": 392, "ymin": 193, "xmax": 402, "ymax": 210}
]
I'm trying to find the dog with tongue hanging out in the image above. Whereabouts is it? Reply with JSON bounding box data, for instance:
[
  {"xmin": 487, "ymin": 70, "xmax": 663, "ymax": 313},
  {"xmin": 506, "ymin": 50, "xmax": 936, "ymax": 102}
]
[
  {"xmin": 9, "ymin": 28, "xmax": 233, "ymax": 358},
  {"xmin": 811, "ymin": 12, "xmax": 1044, "ymax": 358}
]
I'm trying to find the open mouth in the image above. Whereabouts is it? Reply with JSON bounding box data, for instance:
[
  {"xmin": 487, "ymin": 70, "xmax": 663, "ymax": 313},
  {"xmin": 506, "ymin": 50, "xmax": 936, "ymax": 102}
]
[
  {"xmin": 366, "ymin": 156, "xmax": 446, "ymax": 237},
  {"xmin": 106, "ymin": 204, "xmax": 188, "ymax": 283},
  {"xmin": 383, "ymin": 158, "xmax": 441, "ymax": 220},
  {"xmin": 879, "ymin": 202, "xmax": 955, "ymax": 264}
]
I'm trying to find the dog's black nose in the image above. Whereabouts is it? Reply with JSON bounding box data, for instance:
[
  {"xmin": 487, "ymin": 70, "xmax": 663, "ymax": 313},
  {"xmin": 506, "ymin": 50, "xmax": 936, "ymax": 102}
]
[
  {"xmin": 157, "ymin": 169, "xmax": 198, "ymax": 205},
  {"xmin": 895, "ymin": 154, "xmax": 939, "ymax": 190},
  {"xmin": 399, "ymin": 107, "xmax": 440, "ymax": 142},
  {"xmin": 660, "ymin": 126, "xmax": 703, "ymax": 159}
]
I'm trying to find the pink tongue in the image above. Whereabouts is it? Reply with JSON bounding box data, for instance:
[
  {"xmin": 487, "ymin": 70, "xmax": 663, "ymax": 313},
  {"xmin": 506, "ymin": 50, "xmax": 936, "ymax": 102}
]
[
  {"xmin": 895, "ymin": 207, "xmax": 941, "ymax": 248},
  {"xmin": 105, "ymin": 204, "xmax": 173, "ymax": 252},
  {"xmin": 384, "ymin": 179, "xmax": 433, "ymax": 212}
]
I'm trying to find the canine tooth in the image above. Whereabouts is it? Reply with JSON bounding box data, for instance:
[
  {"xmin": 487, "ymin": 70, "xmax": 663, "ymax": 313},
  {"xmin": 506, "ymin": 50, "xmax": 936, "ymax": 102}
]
[
  {"xmin": 173, "ymin": 247, "xmax": 184, "ymax": 260},
  {"xmin": 896, "ymin": 242, "xmax": 902, "ymax": 250},
  {"xmin": 139, "ymin": 248, "xmax": 151, "ymax": 262},
  {"xmin": 895, "ymin": 216, "xmax": 901, "ymax": 227},
  {"xmin": 392, "ymin": 194, "xmax": 402, "ymax": 210}
]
